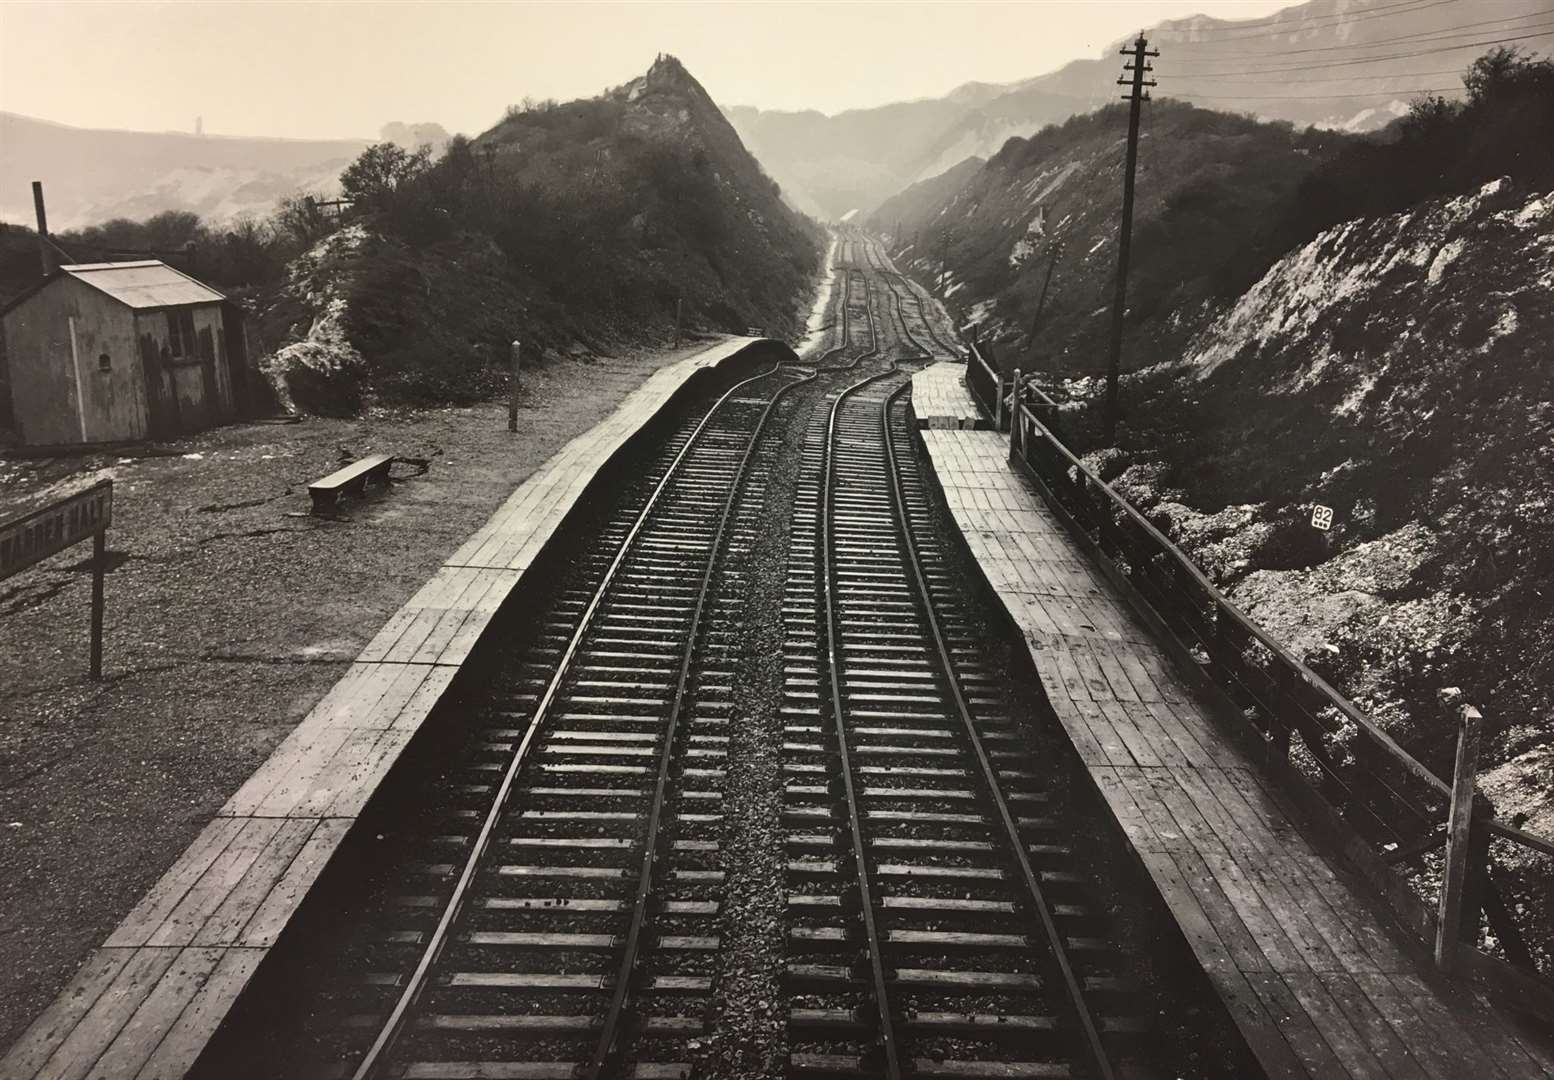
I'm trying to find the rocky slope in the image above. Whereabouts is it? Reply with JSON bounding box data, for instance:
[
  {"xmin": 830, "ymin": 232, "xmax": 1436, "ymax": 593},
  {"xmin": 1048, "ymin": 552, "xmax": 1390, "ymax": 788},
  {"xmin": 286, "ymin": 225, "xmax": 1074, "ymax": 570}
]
[
  {"xmin": 263, "ymin": 56, "xmax": 822, "ymax": 412},
  {"xmin": 1089, "ymin": 180, "xmax": 1554, "ymax": 960},
  {"xmin": 726, "ymin": 0, "xmax": 1540, "ymax": 220},
  {"xmin": 867, "ymin": 101, "xmax": 1349, "ymax": 374}
]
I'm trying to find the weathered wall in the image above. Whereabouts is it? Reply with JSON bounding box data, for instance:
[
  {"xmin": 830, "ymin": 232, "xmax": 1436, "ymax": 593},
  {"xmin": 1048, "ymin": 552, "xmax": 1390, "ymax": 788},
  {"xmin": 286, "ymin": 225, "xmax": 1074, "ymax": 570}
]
[
  {"xmin": 2, "ymin": 277, "xmax": 146, "ymax": 445},
  {"xmin": 134, "ymin": 302, "xmax": 233, "ymax": 437}
]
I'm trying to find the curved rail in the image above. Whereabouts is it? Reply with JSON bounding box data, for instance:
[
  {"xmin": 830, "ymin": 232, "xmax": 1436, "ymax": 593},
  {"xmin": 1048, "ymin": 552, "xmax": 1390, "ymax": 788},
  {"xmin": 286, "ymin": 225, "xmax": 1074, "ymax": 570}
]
[
  {"xmin": 814, "ymin": 312, "xmax": 906, "ymax": 1078},
  {"xmin": 350, "ymin": 356, "xmax": 805, "ymax": 1080},
  {"xmin": 588, "ymin": 361, "xmax": 820, "ymax": 1077},
  {"xmin": 881, "ymin": 379, "xmax": 1116, "ymax": 1080}
]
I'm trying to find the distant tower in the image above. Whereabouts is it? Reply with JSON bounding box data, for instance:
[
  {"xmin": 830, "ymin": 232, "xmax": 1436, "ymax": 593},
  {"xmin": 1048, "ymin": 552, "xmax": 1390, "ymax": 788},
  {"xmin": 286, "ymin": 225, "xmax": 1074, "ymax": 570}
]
[{"xmin": 195, "ymin": 115, "xmax": 204, "ymax": 136}]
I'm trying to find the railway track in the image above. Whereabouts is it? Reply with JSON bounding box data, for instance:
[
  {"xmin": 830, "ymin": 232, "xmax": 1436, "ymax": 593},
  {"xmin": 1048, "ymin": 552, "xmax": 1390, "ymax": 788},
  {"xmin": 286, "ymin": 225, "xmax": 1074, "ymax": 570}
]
[
  {"xmin": 199, "ymin": 230, "xmax": 1191, "ymax": 1080},
  {"xmin": 781, "ymin": 237, "xmax": 1152, "ymax": 1079},
  {"xmin": 196, "ymin": 351, "xmax": 823, "ymax": 1080},
  {"xmin": 338, "ymin": 362, "xmax": 823, "ymax": 1080}
]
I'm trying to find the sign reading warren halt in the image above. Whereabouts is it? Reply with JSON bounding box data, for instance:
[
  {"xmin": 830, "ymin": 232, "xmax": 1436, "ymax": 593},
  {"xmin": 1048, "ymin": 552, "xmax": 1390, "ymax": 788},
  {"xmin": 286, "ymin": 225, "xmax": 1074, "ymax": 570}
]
[{"xmin": 0, "ymin": 480, "xmax": 113, "ymax": 580}]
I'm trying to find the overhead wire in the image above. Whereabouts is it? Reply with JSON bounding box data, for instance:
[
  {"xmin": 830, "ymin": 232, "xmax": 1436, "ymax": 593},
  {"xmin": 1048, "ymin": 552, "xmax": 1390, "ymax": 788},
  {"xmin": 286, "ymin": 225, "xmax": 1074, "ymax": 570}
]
[
  {"xmin": 1158, "ymin": 66, "xmax": 1465, "ymax": 85},
  {"xmin": 1176, "ymin": 14, "xmax": 1554, "ymax": 67},
  {"xmin": 1154, "ymin": 0, "xmax": 1466, "ymax": 43},
  {"xmin": 1174, "ymin": 86, "xmax": 1462, "ymax": 100},
  {"xmin": 1165, "ymin": 27, "xmax": 1554, "ymax": 77},
  {"xmin": 1153, "ymin": 0, "xmax": 1449, "ymax": 35},
  {"xmin": 1171, "ymin": 20, "xmax": 1554, "ymax": 71}
]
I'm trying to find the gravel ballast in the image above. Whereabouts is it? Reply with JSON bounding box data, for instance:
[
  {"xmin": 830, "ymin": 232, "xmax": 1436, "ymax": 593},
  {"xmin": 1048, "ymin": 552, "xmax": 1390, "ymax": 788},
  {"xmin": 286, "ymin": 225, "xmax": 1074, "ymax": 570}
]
[{"xmin": 0, "ymin": 338, "xmax": 740, "ymax": 1048}]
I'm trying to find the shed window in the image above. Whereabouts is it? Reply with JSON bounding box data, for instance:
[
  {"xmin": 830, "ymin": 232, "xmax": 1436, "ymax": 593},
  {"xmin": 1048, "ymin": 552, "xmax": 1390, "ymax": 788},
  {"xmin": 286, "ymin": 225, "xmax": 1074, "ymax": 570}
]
[
  {"xmin": 98, "ymin": 353, "xmax": 111, "ymax": 372},
  {"xmin": 165, "ymin": 309, "xmax": 197, "ymax": 358}
]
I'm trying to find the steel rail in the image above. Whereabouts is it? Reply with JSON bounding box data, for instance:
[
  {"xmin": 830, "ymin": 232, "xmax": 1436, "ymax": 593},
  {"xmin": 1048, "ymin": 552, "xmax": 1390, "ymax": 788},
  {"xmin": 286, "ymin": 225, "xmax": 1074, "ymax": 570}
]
[
  {"xmin": 816, "ymin": 322, "xmax": 907, "ymax": 1080},
  {"xmin": 866, "ymin": 229, "xmax": 957, "ymax": 359},
  {"xmin": 588, "ymin": 356, "xmax": 817, "ymax": 1077},
  {"xmin": 881, "ymin": 381, "xmax": 1118, "ymax": 1080},
  {"xmin": 870, "ymin": 252, "xmax": 931, "ymax": 363},
  {"xmin": 349, "ymin": 356, "xmax": 798, "ymax": 1080},
  {"xmin": 871, "ymin": 233, "xmax": 1115, "ymax": 1074},
  {"xmin": 901, "ymin": 272, "xmax": 958, "ymax": 358}
]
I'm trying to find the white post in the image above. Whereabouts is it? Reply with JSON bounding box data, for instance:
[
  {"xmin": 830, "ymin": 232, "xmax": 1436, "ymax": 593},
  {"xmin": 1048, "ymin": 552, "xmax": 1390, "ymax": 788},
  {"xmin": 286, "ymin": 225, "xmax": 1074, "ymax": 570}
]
[{"xmin": 68, "ymin": 315, "xmax": 89, "ymax": 443}]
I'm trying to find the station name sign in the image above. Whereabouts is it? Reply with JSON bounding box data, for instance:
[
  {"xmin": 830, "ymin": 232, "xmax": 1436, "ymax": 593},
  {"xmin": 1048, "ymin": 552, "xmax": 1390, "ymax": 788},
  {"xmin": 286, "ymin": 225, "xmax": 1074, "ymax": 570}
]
[{"xmin": 0, "ymin": 480, "xmax": 113, "ymax": 581}]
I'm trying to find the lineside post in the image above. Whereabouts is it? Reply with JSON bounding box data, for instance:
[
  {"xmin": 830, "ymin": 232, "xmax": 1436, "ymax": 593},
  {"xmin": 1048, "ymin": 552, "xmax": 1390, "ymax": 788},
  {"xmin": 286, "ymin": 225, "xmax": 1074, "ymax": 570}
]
[
  {"xmin": 508, "ymin": 339, "xmax": 521, "ymax": 432},
  {"xmin": 1436, "ymin": 703, "xmax": 1484, "ymax": 972},
  {"xmin": 1103, "ymin": 34, "xmax": 1158, "ymax": 444},
  {"xmin": 1009, "ymin": 368, "xmax": 1022, "ymax": 457},
  {"xmin": 90, "ymin": 528, "xmax": 106, "ymax": 680}
]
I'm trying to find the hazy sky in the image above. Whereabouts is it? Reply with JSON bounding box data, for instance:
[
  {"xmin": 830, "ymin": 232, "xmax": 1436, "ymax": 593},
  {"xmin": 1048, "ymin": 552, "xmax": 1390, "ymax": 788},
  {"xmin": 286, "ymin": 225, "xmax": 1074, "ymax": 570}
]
[{"xmin": 1, "ymin": 1, "xmax": 1293, "ymax": 140}]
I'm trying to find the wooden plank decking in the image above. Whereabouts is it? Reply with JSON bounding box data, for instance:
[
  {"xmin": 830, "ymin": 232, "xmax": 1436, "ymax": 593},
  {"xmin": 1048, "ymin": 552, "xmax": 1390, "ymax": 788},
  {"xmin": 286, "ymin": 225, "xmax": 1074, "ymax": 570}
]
[
  {"xmin": 909, "ymin": 364, "xmax": 1554, "ymax": 1080},
  {"xmin": 909, "ymin": 360, "xmax": 987, "ymax": 429},
  {"xmin": 1, "ymin": 336, "xmax": 767, "ymax": 1080}
]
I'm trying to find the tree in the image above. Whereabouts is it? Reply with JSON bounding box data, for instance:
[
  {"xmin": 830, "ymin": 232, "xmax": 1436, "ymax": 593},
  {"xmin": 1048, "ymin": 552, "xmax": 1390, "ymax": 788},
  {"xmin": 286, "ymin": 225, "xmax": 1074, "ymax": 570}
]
[
  {"xmin": 1462, "ymin": 46, "xmax": 1554, "ymax": 105},
  {"xmin": 271, "ymin": 193, "xmax": 334, "ymax": 250},
  {"xmin": 141, "ymin": 209, "xmax": 203, "ymax": 251},
  {"xmin": 340, "ymin": 142, "xmax": 432, "ymax": 210}
]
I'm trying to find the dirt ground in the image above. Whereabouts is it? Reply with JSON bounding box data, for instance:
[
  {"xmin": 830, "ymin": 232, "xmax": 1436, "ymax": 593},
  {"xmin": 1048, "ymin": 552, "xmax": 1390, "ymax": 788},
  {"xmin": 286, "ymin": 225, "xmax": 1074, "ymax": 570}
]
[{"xmin": 0, "ymin": 337, "xmax": 733, "ymax": 1048}]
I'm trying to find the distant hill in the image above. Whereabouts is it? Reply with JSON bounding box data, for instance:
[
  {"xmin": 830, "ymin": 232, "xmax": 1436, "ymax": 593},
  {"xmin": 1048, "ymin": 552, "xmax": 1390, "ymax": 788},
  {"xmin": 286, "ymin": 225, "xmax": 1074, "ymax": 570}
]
[
  {"xmin": 0, "ymin": 112, "xmax": 368, "ymax": 229},
  {"xmin": 727, "ymin": 0, "xmax": 1550, "ymax": 220},
  {"xmin": 263, "ymin": 55, "xmax": 822, "ymax": 412},
  {"xmin": 867, "ymin": 101, "xmax": 1351, "ymax": 374}
]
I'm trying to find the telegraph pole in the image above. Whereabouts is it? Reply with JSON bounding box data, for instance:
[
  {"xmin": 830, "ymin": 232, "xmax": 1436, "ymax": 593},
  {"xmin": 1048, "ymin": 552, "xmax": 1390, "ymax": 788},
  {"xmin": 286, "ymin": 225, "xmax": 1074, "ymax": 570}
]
[
  {"xmin": 1103, "ymin": 33, "xmax": 1157, "ymax": 443},
  {"xmin": 937, "ymin": 230, "xmax": 950, "ymax": 293},
  {"xmin": 1029, "ymin": 241, "xmax": 1063, "ymax": 372}
]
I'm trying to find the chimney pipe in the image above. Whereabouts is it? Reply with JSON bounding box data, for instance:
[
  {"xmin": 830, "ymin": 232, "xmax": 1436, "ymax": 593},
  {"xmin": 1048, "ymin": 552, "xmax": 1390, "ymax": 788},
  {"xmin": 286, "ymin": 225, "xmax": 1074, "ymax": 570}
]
[{"xmin": 32, "ymin": 181, "xmax": 55, "ymax": 277}]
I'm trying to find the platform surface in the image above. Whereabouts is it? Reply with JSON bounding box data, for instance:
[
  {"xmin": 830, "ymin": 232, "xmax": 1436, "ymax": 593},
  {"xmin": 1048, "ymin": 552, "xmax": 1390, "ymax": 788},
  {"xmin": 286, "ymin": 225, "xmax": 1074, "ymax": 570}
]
[
  {"xmin": 910, "ymin": 360, "xmax": 986, "ymax": 429},
  {"xmin": 910, "ymin": 367, "xmax": 1554, "ymax": 1080},
  {"xmin": 1, "ymin": 336, "xmax": 764, "ymax": 1080}
]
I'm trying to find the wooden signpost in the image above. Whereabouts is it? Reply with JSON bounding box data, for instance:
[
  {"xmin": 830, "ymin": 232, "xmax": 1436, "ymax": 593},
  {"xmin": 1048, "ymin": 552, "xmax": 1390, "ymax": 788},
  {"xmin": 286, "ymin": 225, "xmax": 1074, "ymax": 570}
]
[
  {"xmin": 0, "ymin": 479, "xmax": 113, "ymax": 679},
  {"xmin": 508, "ymin": 339, "xmax": 522, "ymax": 433}
]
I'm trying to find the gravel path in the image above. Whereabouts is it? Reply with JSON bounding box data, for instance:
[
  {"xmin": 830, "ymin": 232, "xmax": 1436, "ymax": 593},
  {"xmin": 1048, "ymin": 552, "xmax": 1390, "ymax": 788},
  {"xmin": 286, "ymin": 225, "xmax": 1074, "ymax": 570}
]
[{"xmin": 0, "ymin": 337, "xmax": 739, "ymax": 1048}]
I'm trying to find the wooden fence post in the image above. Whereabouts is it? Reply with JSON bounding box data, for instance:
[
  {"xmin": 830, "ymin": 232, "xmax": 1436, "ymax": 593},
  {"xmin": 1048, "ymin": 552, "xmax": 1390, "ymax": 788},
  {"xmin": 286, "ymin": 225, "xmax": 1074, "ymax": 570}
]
[
  {"xmin": 508, "ymin": 340, "xmax": 521, "ymax": 433},
  {"xmin": 1009, "ymin": 369, "xmax": 1022, "ymax": 457},
  {"xmin": 1436, "ymin": 704, "xmax": 1484, "ymax": 973}
]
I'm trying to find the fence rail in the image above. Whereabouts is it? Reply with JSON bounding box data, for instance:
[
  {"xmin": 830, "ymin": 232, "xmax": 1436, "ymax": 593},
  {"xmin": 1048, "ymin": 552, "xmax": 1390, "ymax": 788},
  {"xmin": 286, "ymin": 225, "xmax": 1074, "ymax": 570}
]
[{"xmin": 965, "ymin": 342, "xmax": 1554, "ymax": 1003}]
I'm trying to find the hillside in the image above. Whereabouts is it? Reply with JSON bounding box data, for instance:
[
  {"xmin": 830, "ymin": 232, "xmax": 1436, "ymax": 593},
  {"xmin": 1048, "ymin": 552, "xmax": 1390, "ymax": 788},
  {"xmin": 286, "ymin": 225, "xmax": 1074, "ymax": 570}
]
[
  {"xmin": 1097, "ymin": 178, "xmax": 1554, "ymax": 963},
  {"xmin": 263, "ymin": 55, "xmax": 822, "ymax": 413},
  {"xmin": 868, "ymin": 101, "xmax": 1350, "ymax": 373},
  {"xmin": 0, "ymin": 112, "xmax": 367, "ymax": 229},
  {"xmin": 727, "ymin": 0, "xmax": 1551, "ymax": 220},
  {"xmin": 724, "ymin": 97, "xmax": 1015, "ymax": 222}
]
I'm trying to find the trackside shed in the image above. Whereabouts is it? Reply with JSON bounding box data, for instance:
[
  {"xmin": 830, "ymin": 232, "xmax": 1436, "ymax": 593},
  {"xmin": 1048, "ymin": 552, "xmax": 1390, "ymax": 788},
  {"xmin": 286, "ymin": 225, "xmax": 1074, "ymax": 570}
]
[{"xmin": 1, "ymin": 260, "xmax": 246, "ymax": 447}]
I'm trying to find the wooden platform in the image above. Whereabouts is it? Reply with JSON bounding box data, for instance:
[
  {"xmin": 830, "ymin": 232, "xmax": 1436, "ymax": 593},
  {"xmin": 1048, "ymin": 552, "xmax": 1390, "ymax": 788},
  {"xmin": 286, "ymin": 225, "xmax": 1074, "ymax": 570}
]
[
  {"xmin": 1, "ymin": 336, "xmax": 768, "ymax": 1080},
  {"xmin": 910, "ymin": 360, "xmax": 987, "ymax": 429},
  {"xmin": 909, "ymin": 372, "xmax": 1554, "ymax": 1079}
]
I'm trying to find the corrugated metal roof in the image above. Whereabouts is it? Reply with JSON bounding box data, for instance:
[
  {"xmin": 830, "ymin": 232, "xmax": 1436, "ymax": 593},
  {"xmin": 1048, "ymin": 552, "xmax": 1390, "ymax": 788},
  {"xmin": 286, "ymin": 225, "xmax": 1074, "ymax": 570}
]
[{"xmin": 60, "ymin": 260, "xmax": 225, "ymax": 309}]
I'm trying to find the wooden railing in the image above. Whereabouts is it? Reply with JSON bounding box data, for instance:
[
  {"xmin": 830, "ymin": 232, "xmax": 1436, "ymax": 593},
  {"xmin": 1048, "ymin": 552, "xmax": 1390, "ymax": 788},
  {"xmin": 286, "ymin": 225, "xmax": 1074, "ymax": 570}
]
[
  {"xmin": 965, "ymin": 343, "xmax": 1554, "ymax": 1005},
  {"xmin": 965, "ymin": 340, "xmax": 1002, "ymax": 424}
]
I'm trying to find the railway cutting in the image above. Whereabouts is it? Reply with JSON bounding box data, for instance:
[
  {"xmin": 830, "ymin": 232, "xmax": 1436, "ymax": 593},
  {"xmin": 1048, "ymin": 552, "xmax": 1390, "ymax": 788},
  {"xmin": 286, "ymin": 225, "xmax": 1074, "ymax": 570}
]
[{"xmin": 188, "ymin": 234, "xmax": 1261, "ymax": 1080}]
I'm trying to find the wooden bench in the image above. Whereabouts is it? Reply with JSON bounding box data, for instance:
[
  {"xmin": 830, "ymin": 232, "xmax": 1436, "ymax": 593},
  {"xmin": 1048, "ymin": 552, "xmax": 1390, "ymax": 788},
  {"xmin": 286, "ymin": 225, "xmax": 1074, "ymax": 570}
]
[{"xmin": 308, "ymin": 453, "xmax": 393, "ymax": 515}]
